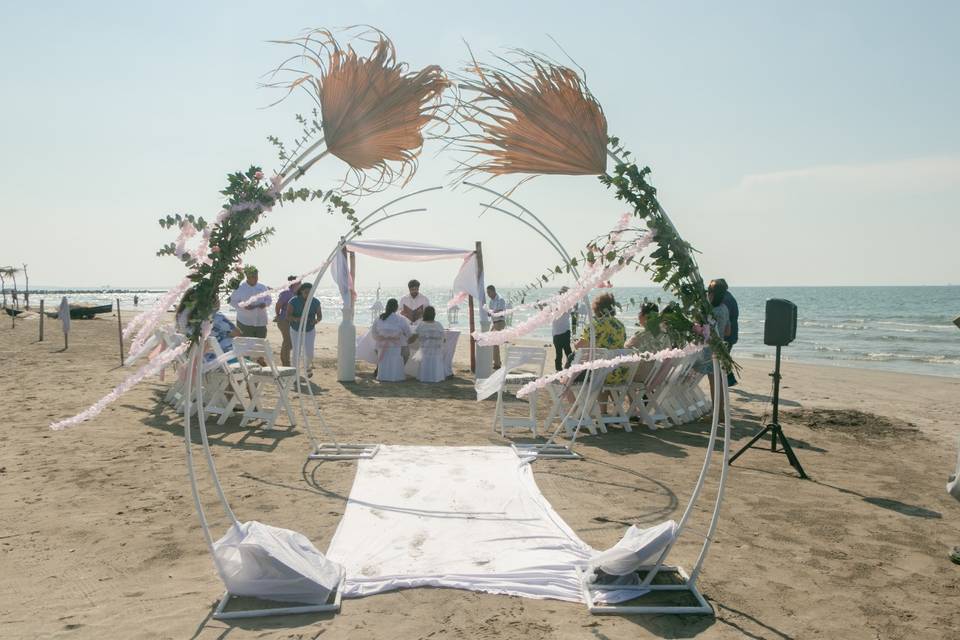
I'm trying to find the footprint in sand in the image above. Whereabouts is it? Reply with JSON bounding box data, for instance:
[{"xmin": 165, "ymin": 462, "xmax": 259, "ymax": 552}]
[
  {"xmin": 409, "ymin": 532, "xmax": 427, "ymax": 557},
  {"xmin": 401, "ymin": 487, "xmax": 419, "ymax": 499}
]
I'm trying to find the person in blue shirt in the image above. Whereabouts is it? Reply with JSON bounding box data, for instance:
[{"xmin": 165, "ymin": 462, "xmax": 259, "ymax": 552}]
[
  {"xmin": 711, "ymin": 278, "xmax": 739, "ymax": 387},
  {"xmin": 286, "ymin": 283, "xmax": 322, "ymax": 375}
]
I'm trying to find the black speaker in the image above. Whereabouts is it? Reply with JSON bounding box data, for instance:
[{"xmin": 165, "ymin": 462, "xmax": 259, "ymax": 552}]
[{"xmin": 764, "ymin": 299, "xmax": 797, "ymax": 346}]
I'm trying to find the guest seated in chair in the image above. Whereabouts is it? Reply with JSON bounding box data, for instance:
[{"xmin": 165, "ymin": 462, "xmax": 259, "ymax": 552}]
[
  {"xmin": 372, "ymin": 298, "xmax": 412, "ymax": 382},
  {"xmin": 571, "ymin": 293, "xmax": 628, "ymax": 412},
  {"xmin": 176, "ymin": 287, "xmax": 241, "ymax": 364},
  {"xmin": 409, "ymin": 305, "xmax": 446, "ymax": 383},
  {"xmin": 626, "ymin": 302, "xmax": 671, "ymax": 354}
]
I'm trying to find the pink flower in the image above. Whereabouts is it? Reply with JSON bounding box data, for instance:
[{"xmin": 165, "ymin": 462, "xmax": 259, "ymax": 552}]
[
  {"xmin": 254, "ymin": 170, "xmax": 264, "ymax": 181},
  {"xmin": 211, "ymin": 246, "xmax": 221, "ymax": 253}
]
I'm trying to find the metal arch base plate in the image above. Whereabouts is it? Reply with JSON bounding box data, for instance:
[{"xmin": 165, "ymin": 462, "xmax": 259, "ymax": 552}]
[
  {"xmin": 576, "ymin": 566, "xmax": 713, "ymax": 615},
  {"xmin": 308, "ymin": 443, "xmax": 380, "ymax": 460},
  {"xmin": 512, "ymin": 443, "xmax": 582, "ymax": 460},
  {"xmin": 212, "ymin": 570, "xmax": 344, "ymax": 620}
]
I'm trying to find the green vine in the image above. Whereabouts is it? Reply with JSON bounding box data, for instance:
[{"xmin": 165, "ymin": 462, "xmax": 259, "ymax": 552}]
[
  {"xmin": 157, "ymin": 164, "xmax": 357, "ymax": 342},
  {"xmin": 504, "ymin": 137, "xmax": 735, "ymax": 372},
  {"xmin": 600, "ymin": 136, "xmax": 734, "ymax": 372}
]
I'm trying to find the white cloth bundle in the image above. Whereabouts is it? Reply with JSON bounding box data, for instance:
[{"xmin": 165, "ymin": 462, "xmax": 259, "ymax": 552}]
[
  {"xmin": 213, "ymin": 521, "xmax": 343, "ymax": 604},
  {"xmin": 587, "ymin": 520, "xmax": 677, "ymax": 578}
]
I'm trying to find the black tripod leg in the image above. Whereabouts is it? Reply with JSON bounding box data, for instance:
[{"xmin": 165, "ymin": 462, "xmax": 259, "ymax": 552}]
[
  {"xmin": 729, "ymin": 424, "xmax": 773, "ymax": 465},
  {"xmin": 772, "ymin": 425, "xmax": 808, "ymax": 479}
]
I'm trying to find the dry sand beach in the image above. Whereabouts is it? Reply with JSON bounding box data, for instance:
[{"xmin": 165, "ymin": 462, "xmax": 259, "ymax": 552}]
[{"xmin": 2, "ymin": 313, "xmax": 959, "ymax": 639}]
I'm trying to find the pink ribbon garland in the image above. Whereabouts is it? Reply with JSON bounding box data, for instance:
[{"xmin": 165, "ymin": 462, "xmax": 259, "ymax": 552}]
[
  {"xmin": 50, "ymin": 341, "xmax": 191, "ymax": 430},
  {"xmin": 514, "ymin": 342, "xmax": 705, "ymax": 400},
  {"xmin": 55, "ymin": 179, "xmax": 282, "ymax": 431},
  {"xmin": 473, "ymin": 225, "xmax": 656, "ymax": 348}
]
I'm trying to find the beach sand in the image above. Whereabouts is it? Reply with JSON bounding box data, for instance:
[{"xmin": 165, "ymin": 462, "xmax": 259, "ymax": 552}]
[{"xmin": 1, "ymin": 314, "xmax": 959, "ymax": 639}]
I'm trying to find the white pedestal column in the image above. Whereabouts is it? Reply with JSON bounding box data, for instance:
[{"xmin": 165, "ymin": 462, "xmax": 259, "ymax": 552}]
[
  {"xmin": 475, "ymin": 317, "xmax": 493, "ymax": 379},
  {"xmin": 337, "ymin": 305, "xmax": 356, "ymax": 382}
]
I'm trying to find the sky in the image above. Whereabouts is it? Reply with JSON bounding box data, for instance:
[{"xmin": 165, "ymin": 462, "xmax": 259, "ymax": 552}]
[{"xmin": 1, "ymin": 0, "xmax": 958, "ymax": 291}]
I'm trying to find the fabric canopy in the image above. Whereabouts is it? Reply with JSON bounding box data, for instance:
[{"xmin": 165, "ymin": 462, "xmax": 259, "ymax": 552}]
[
  {"xmin": 332, "ymin": 240, "xmax": 485, "ymax": 312},
  {"xmin": 345, "ymin": 239, "xmax": 474, "ymax": 262}
]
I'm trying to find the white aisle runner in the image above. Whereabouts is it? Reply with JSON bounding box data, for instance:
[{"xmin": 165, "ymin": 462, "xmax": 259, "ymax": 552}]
[{"xmin": 325, "ymin": 445, "xmax": 593, "ymax": 602}]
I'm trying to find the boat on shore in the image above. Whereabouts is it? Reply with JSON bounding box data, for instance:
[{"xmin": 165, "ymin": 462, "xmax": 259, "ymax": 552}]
[{"xmin": 44, "ymin": 302, "xmax": 113, "ymax": 320}]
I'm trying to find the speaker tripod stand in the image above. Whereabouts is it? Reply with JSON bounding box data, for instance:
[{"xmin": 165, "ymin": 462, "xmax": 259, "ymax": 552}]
[{"xmin": 729, "ymin": 345, "xmax": 808, "ymax": 479}]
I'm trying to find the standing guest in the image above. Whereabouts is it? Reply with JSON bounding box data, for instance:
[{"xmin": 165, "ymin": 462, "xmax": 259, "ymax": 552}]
[
  {"xmin": 698, "ymin": 280, "xmax": 732, "ymax": 416},
  {"xmin": 229, "ymin": 266, "xmax": 271, "ymax": 338},
  {"xmin": 372, "ymin": 298, "xmax": 412, "ymax": 382},
  {"xmin": 400, "ymin": 279, "xmax": 430, "ymax": 325},
  {"xmin": 712, "ymin": 278, "xmax": 739, "ymax": 387},
  {"xmin": 275, "ymin": 276, "xmax": 299, "ymax": 366},
  {"xmin": 551, "ymin": 286, "xmax": 573, "ymax": 371},
  {"xmin": 133, "ymin": 294, "xmax": 139, "ymax": 307},
  {"xmin": 287, "ymin": 283, "xmax": 322, "ymax": 376},
  {"xmin": 487, "ymin": 285, "xmax": 507, "ymax": 369}
]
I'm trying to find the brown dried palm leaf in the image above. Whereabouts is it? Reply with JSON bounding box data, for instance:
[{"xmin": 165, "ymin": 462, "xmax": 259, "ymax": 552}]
[
  {"xmin": 453, "ymin": 49, "xmax": 608, "ymax": 179},
  {"xmin": 267, "ymin": 27, "xmax": 449, "ymax": 192}
]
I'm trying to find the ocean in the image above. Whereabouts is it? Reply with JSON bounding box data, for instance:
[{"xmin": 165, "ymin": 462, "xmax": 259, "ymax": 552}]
[{"xmin": 20, "ymin": 285, "xmax": 960, "ymax": 379}]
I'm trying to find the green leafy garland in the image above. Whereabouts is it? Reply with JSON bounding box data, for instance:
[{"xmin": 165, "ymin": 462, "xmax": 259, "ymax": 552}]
[
  {"xmin": 502, "ymin": 136, "xmax": 734, "ymax": 372},
  {"xmin": 600, "ymin": 136, "xmax": 734, "ymax": 372},
  {"xmin": 157, "ymin": 164, "xmax": 356, "ymax": 342}
]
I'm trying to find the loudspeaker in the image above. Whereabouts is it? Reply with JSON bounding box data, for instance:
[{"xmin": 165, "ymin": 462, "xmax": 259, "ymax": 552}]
[{"xmin": 764, "ymin": 298, "xmax": 797, "ymax": 347}]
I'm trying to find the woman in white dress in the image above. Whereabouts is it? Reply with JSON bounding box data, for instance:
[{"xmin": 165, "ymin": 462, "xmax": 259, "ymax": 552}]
[
  {"xmin": 371, "ymin": 298, "xmax": 411, "ymax": 382},
  {"xmin": 411, "ymin": 306, "xmax": 446, "ymax": 383}
]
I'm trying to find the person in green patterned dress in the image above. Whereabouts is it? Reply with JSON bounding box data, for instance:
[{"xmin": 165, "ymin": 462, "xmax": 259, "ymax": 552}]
[{"xmin": 575, "ymin": 293, "xmax": 628, "ymax": 391}]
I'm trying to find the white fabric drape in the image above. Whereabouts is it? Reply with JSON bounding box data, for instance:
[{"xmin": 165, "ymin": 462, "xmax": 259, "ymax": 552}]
[
  {"xmin": 345, "ymin": 239, "xmax": 473, "ymax": 262},
  {"xmin": 331, "ymin": 239, "xmax": 483, "ymax": 317},
  {"xmin": 331, "ymin": 249, "xmax": 354, "ymax": 314}
]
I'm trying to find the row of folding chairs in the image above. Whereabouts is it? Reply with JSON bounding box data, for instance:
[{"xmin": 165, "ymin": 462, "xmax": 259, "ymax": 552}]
[
  {"xmin": 130, "ymin": 327, "xmax": 299, "ymax": 430},
  {"xmin": 491, "ymin": 345, "xmax": 712, "ymax": 440}
]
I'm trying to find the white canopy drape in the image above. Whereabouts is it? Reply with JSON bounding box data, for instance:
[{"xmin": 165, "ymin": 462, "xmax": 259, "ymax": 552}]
[{"xmin": 332, "ymin": 239, "xmax": 485, "ymax": 311}]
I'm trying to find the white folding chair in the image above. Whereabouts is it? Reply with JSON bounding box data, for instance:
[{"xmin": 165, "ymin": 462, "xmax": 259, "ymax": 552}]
[
  {"xmin": 598, "ymin": 349, "xmax": 641, "ymax": 433},
  {"xmin": 660, "ymin": 354, "xmax": 703, "ymax": 426},
  {"xmin": 202, "ymin": 337, "xmax": 254, "ymax": 425},
  {"xmin": 231, "ymin": 338, "xmax": 298, "ymax": 430},
  {"xmin": 632, "ymin": 357, "xmax": 678, "ymax": 430},
  {"xmin": 543, "ymin": 349, "xmax": 614, "ymax": 437},
  {"xmin": 158, "ymin": 328, "xmax": 190, "ymax": 408},
  {"xmin": 493, "ymin": 346, "xmax": 546, "ymax": 437}
]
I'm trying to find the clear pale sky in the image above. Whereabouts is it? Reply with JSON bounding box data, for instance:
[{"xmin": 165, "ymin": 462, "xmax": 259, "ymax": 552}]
[{"xmin": 1, "ymin": 1, "xmax": 958, "ymax": 290}]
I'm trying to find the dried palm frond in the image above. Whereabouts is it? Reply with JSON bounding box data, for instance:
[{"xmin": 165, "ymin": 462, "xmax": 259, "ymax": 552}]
[
  {"xmin": 450, "ymin": 48, "xmax": 608, "ymax": 179},
  {"xmin": 266, "ymin": 27, "xmax": 450, "ymax": 193}
]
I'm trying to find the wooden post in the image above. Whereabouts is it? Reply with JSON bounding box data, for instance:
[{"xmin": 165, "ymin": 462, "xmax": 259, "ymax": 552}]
[
  {"xmin": 39, "ymin": 299, "xmax": 44, "ymax": 341},
  {"xmin": 468, "ymin": 295, "xmax": 476, "ymax": 372},
  {"xmin": 116, "ymin": 298, "xmax": 124, "ymax": 365}
]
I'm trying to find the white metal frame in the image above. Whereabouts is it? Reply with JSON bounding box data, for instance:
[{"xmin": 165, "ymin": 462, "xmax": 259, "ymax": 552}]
[
  {"xmin": 181, "ymin": 346, "xmax": 345, "ymax": 619},
  {"xmin": 212, "ymin": 566, "xmax": 345, "ymax": 620},
  {"xmin": 174, "ymin": 174, "xmax": 730, "ymax": 618},
  {"xmin": 577, "ymin": 360, "xmax": 731, "ymax": 615}
]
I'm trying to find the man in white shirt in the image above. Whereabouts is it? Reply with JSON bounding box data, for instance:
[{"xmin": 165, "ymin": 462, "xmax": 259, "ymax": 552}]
[
  {"xmin": 551, "ymin": 286, "xmax": 573, "ymax": 371},
  {"xmin": 400, "ymin": 279, "xmax": 430, "ymax": 325},
  {"xmin": 229, "ymin": 266, "xmax": 271, "ymax": 338},
  {"xmin": 486, "ymin": 285, "xmax": 507, "ymax": 369}
]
